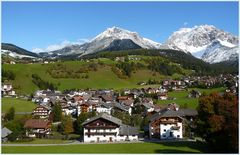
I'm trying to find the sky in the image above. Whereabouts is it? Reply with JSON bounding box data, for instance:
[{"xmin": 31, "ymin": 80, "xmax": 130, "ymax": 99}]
[{"xmin": 2, "ymin": 1, "xmax": 239, "ymax": 53}]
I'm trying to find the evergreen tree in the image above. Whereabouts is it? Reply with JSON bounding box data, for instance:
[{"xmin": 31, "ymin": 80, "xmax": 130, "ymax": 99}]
[{"xmin": 52, "ymin": 103, "xmax": 62, "ymax": 122}]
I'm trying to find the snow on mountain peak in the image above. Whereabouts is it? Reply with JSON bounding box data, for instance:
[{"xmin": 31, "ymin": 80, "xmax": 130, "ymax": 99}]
[
  {"xmin": 92, "ymin": 26, "xmax": 161, "ymax": 49},
  {"xmin": 163, "ymin": 24, "xmax": 239, "ymax": 63}
]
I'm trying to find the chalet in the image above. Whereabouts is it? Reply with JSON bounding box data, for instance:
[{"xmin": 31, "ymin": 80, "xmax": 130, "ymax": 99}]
[
  {"xmin": 120, "ymin": 99, "xmax": 134, "ymax": 107},
  {"xmin": 24, "ymin": 119, "xmax": 51, "ymax": 138},
  {"xmin": 100, "ymin": 95, "xmax": 114, "ymax": 103},
  {"xmin": 96, "ymin": 103, "xmax": 112, "ymax": 115},
  {"xmin": 148, "ymin": 106, "xmax": 197, "ymax": 140},
  {"xmin": 62, "ymin": 106, "xmax": 77, "ymax": 116},
  {"xmin": 141, "ymin": 102, "xmax": 155, "ymax": 113},
  {"xmin": 82, "ymin": 113, "xmax": 138, "ymax": 143},
  {"xmin": 157, "ymin": 93, "xmax": 168, "ymax": 100},
  {"xmin": 32, "ymin": 105, "xmax": 51, "ymax": 119},
  {"xmin": 73, "ymin": 95, "xmax": 84, "ymax": 104},
  {"xmin": 77, "ymin": 102, "xmax": 90, "ymax": 115},
  {"xmin": 188, "ymin": 90, "xmax": 201, "ymax": 98},
  {"xmin": 10, "ymin": 61, "xmax": 16, "ymax": 64},
  {"xmin": 2, "ymin": 127, "xmax": 12, "ymax": 142},
  {"xmin": 141, "ymin": 98, "xmax": 154, "ymax": 105},
  {"xmin": 2, "ymin": 83, "xmax": 16, "ymax": 97},
  {"xmin": 149, "ymin": 109, "xmax": 183, "ymax": 140},
  {"xmin": 112, "ymin": 102, "xmax": 132, "ymax": 115},
  {"xmin": 145, "ymin": 87, "xmax": 159, "ymax": 94},
  {"xmin": 117, "ymin": 96, "xmax": 131, "ymax": 102}
]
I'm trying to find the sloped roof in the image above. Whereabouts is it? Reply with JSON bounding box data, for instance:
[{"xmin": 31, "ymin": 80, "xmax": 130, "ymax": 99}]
[
  {"xmin": 100, "ymin": 95, "xmax": 114, "ymax": 101},
  {"xmin": 119, "ymin": 124, "xmax": 139, "ymax": 135},
  {"xmin": 114, "ymin": 102, "xmax": 130, "ymax": 111},
  {"xmin": 2, "ymin": 127, "xmax": 12, "ymax": 138},
  {"xmin": 150, "ymin": 108, "xmax": 198, "ymax": 122},
  {"xmin": 24, "ymin": 119, "xmax": 50, "ymax": 129},
  {"xmin": 82, "ymin": 113, "xmax": 122, "ymax": 126}
]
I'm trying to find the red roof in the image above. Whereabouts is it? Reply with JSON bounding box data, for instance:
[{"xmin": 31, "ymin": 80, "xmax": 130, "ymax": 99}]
[
  {"xmin": 73, "ymin": 95, "xmax": 84, "ymax": 102},
  {"xmin": 24, "ymin": 119, "xmax": 51, "ymax": 129}
]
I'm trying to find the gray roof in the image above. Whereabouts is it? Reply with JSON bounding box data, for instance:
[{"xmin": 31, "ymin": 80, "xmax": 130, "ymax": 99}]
[
  {"xmin": 114, "ymin": 102, "xmax": 130, "ymax": 111},
  {"xmin": 99, "ymin": 103, "xmax": 112, "ymax": 109},
  {"xmin": 150, "ymin": 108, "xmax": 198, "ymax": 122},
  {"xmin": 2, "ymin": 127, "xmax": 12, "ymax": 138},
  {"xmin": 82, "ymin": 113, "xmax": 122, "ymax": 126},
  {"xmin": 119, "ymin": 124, "xmax": 139, "ymax": 135}
]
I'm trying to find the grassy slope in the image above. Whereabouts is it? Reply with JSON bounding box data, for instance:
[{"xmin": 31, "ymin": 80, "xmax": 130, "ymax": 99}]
[
  {"xmin": 156, "ymin": 87, "xmax": 226, "ymax": 109},
  {"xmin": 2, "ymin": 97, "xmax": 37, "ymax": 113},
  {"xmin": 3, "ymin": 59, "xmax": 180, "ymax": 94},
  {"xmin": 2, "ymin": 141, "xmax": 210, "ymax": 153}
]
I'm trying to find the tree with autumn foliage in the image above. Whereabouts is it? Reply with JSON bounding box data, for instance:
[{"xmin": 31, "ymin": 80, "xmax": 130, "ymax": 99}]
[
  {"xmin": 62, "ymin": 115, "xmax": 74, "ymax": 138},
  {"xmin": 197, "ymin": 92, "xmax": 238, "ymax": 153}
]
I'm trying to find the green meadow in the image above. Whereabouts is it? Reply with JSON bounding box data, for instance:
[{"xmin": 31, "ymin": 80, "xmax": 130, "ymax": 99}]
[
  {"xmin": 2, "ymin": 97, "xmax": 37, "ymax": 113},
  {"xmin": 3, "ymin": 59, "xmax": 183, "ymax": 95},
  {"xmin": 156, "ymin": 87, "xmax": 226, "ymax": 109},
  {"xmin": 2, "ymin": 141, "xmax": 211, "ymax": 154}
]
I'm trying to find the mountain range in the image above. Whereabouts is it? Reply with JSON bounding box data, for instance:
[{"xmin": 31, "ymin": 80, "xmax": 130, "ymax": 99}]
[{"xmin": 1, "ymin": 25, "xmax": 239, "ymax": 63}]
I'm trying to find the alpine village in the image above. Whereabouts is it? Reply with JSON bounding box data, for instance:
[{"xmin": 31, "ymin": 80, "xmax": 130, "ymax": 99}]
[{"xmin": 1, "ymin": 2, "xmax": 239, "ymax": 154}]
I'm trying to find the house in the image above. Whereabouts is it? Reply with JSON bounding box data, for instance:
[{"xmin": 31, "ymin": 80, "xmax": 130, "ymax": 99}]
[
  {"xmin": 142, "ymin": 102, "xmax": 155, "ymax": 113},
  {"xmin": 62, "ymin": 106, "xmax": 77, "ymax": 116},
  {"xmin": 10, "ymin": 61, "xmax": 16, "ymax": 64},
  {"xmin": 149, "ymin": 109, "xmax": 183, "ymax": 140},
  {"xmin": 157, "ymin": 93, "xmax": 168, "ymax": 100},
  {"xmin": 24, "ymin": 119, "xmax": 51, "ymax": 138},
  {"xmin": 120, "ymin": 99, "xmax": 134, "ymax": 107},
  {"xmin": 32, "ymin": 105, "xmax": 51, "ymax": 119},
  {"xmin": 188, "ymin": 90, "xmax": 201, "ymax": 98},
  {"xmin": 112, "ymin": 102, "xmax": 132, "ymax": 115},
  {"xmin": 77, "ymin": 102, "xmax": 90, "ymax": 115},
  {"xmin": 141, "ymin": 98, "xmax": 154, "ymax": 105},
  {"xmin": 96, "ymin": 103, "xmax": 112, "ymax": 115},
  {"xmin": 82, "ymin": 113, "xmax": 138, "ymax": 143},
  {"xmin": 99, "ymin": 95, "xmax": 114, "ymax": 103},
  {"xmin": 2, "ymin": 83, "xmax": 16, "ymax": 97},
  {"xmin": 2, "ymin": 127, "xmax": 12, "ymax": 142},
  {"xmin": 148, "ymin": 106, "xmax": 198, "ymax": 140}
]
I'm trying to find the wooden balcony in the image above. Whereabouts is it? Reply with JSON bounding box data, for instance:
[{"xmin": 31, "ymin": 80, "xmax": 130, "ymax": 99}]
[
  {"xmin": 86, "ymin": 132, "xmax": 117, "ymax": 136},
  {"xmin": 85, "ymin": 126, "xmax": 117, "ymax": 129}
]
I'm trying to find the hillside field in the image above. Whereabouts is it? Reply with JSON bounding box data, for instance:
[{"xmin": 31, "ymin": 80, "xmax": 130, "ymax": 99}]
[
  {"xmin": 2, "ymin": 58, "xmax": 189, "ymax": 95},
  {"xmin": 156, "ymin": 87, "xmax": 226, "ymax": 109},
  {"xmin": 2, "ymin": 97, "xmax": 37, "ymax": 113}
]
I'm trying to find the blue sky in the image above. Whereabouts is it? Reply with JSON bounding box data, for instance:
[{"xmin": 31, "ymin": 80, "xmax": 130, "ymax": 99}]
[{"xmin": 2, "ymin": 1, "xmax": 239, "ymax": 52}]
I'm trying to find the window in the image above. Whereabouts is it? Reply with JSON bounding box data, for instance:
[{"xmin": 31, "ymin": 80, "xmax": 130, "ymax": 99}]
[
  {"xmin": 104, "ymin": 135, "xmax": 106, "ymax": 137},
  {"xmin": 164, "ymin": 129, "xmax": 166, "ymax": 132},
  {"xmin": 177, "ymin": 135, "xmax": 180, "ymax": 138},
  {"xmin": 163, "ymin": 135, "xmax": 166, "ymax": 137}
]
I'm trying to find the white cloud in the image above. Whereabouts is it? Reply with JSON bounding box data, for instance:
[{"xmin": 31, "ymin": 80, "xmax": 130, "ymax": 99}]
[
  {"xmin": 32, "ymin": 39, "xmax": 89, "ymax": 53},
  {"xmin": 183, "ymin": 22, "xmax": 188, "ymax": 26},
  {"xmin": 32, "ymin": 48, "xmax": 45, "ymax": 53}
]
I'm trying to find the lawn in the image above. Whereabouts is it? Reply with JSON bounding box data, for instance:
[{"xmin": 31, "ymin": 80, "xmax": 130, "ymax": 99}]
[
  {"xmin": 3, "ymin": 138, "xmax": 73, "ymax": 144},
  {"xmin": 2, "ymin": 141, "xmax": 211, "ymax": 153},
  {"xmin": 2, "ymin": 97, "xmax": 37, "ymax": 113},
  {"xmin": 156, "ymin": 87, "xmax": 226, "ymax": 109}
]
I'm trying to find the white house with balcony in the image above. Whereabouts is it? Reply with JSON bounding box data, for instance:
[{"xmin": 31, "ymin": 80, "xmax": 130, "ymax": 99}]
[
  {"xmin": 82, "ymin": 113, "xmax": 138, "ymax": 143},
  {"xmin": 149, "ymin": 109, "xmax": 183, "ymax": 140}
]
